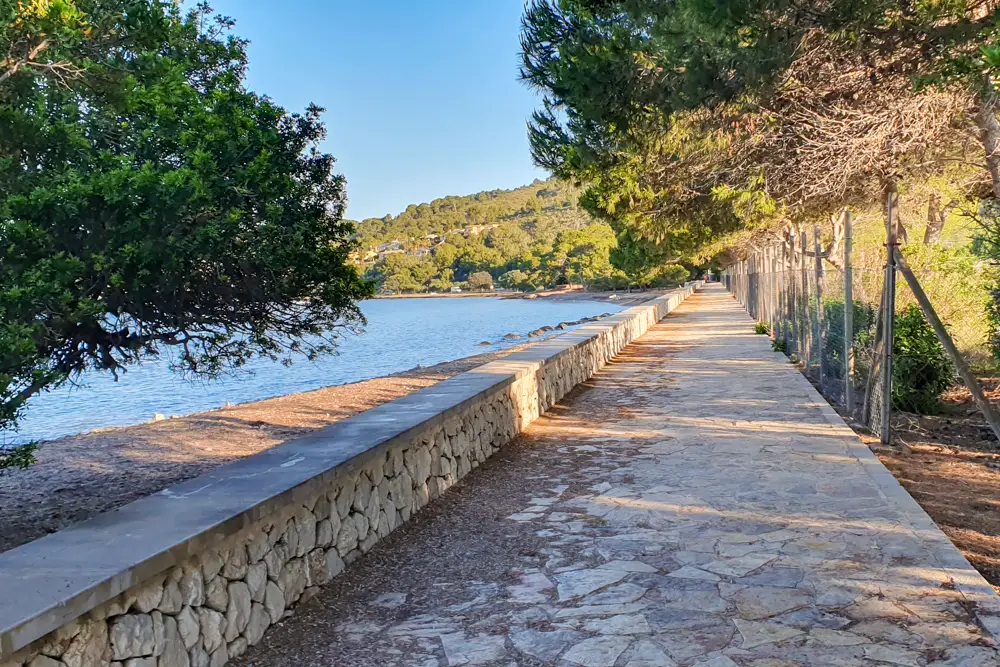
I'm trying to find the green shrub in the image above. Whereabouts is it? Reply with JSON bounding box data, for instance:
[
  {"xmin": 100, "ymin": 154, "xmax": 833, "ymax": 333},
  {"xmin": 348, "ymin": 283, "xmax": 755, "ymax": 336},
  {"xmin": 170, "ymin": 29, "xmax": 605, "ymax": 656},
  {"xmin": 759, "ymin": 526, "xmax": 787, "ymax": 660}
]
[
  {"xmin": 498, "ymin": 269, "xmax": 536, "ymax": 292},
  {"xmin": 892, "ymin": 304, "xmax": 954, "ymax": 413},
  {"xmin": 987, "ymin": 284, "xmax": 1000, "ymax": 361},
  {"xmin": 772, "ymin": 338, "xmax": 788, "ymax": 353},
  {"xmin": 754, "ymin": 322, "xmax": 770, "ymax": 335},
  {"xmin": 821, "ymin": 299, "xmax": 877, "ymax": 380},
  {"xmin": 0, "ymin": 443, "xmax": 37, "ymax": 473},
  {"xmin": 588, "ymin": 273, "xmax": 630, "ymax": 291},
  {"xmin": 649, "ymin": 264, "xmax": 690, "ymax": 288}
]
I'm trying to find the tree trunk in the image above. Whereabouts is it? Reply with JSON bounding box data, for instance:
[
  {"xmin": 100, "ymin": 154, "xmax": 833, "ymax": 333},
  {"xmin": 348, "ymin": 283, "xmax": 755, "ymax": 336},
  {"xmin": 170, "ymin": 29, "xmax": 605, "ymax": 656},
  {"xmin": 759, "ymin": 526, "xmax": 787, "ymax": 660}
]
[
  {"xmin": 824, "ymin": 210, "xmax": 846, "ymax": 271},
  {"xmin": 923, "ymin": 193, "xmax": 955, "ymax": 245},
  {"xmin": 977, "ymin": 90, "xmax": 1000, "ymax": 200},
  {"xmin": 883, "ymin": 179, "xmax": 906, "ymax": 245}
]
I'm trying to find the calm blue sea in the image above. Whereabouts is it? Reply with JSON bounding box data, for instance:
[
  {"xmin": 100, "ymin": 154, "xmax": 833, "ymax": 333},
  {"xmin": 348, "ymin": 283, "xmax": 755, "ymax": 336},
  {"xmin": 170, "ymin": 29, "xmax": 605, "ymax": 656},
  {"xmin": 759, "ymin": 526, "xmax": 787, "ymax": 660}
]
[{"xmin": 3, "ymin": 298, "xmax": 622, "ymax": 444}]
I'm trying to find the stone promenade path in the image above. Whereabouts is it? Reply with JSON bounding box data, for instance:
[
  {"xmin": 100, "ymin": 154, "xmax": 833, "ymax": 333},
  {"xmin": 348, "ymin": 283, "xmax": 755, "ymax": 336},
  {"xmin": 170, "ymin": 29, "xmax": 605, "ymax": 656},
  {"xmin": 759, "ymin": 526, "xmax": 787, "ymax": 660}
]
[{"xmin": 234, "ymin": 285, "xmax": 1000, "ymax": 667}]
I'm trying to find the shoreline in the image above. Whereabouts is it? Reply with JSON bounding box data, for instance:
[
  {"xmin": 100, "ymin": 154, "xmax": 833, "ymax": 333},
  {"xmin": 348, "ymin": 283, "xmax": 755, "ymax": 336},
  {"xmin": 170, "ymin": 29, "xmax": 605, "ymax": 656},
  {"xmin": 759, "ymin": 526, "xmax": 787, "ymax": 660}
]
[
  {"xmin": 0, "ymin": 343, "xmax": 535, "ymax": 555},
  {"xmin": 0, "ymin": 289, "xmax": 679, "ymax": 554},
  {"xmin": 374, "ymin": 287, "xmax": 670, "ymax": 307},
  {"xmin": 4, "ymin": 295, "xmax": 645, "ymax": 448}
]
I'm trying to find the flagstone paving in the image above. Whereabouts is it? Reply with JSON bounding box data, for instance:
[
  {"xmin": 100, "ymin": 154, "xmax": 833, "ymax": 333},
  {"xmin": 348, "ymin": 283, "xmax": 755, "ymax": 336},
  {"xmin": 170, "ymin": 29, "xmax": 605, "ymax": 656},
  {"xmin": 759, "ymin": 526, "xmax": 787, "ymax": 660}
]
[{"xmin": 233, "ymin": 285, "xmax": 1000, "ymax": 667}]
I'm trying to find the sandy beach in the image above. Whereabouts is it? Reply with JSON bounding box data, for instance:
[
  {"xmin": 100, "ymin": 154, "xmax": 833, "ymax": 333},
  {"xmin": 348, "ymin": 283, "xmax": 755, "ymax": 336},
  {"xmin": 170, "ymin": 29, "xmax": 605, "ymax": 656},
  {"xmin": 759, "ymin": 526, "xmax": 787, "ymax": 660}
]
[
  {"xmin": 0, "ymin": 344, "xmax": 537, "ymax": 554},
  {"xmin": 375, "ymin": 287, "xmax": 668, "ymax": 307},
  {"xmin": 0, "ymin": 290, "xmax": 669, "ymax": 554}
]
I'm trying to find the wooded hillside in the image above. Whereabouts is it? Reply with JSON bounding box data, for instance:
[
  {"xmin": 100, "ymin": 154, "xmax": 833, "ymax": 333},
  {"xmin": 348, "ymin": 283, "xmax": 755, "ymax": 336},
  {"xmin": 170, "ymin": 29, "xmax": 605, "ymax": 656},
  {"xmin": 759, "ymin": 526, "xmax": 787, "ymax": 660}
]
[{"xmin": 350, "ymin": 179, "xmax": 689, "ymax": 293}]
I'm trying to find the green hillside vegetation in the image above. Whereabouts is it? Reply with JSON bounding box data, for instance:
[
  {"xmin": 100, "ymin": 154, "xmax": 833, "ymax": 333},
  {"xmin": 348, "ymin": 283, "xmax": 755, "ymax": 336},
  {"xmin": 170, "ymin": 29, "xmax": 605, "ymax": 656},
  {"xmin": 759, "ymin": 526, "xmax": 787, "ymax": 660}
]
[{"xmin": 351, "ymin": 179, "xmax": 690, "ymax": 293}]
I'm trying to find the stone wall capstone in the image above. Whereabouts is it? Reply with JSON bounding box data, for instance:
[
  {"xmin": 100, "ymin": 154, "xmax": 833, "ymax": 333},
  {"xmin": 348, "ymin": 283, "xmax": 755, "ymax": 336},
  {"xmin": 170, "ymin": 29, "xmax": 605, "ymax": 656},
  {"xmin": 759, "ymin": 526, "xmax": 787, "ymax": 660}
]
[{"xmin": 0, "ymin": 285, "xmax": 700, "ymax": 667}]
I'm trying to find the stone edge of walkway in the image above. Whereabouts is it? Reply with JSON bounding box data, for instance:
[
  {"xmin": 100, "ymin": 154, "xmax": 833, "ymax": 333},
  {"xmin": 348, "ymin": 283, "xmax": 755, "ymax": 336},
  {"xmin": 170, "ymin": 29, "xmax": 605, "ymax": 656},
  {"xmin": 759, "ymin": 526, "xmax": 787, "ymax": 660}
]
[{"xmin": 744, "ymin": 331, "xmax": 1000, "ymax": 641}]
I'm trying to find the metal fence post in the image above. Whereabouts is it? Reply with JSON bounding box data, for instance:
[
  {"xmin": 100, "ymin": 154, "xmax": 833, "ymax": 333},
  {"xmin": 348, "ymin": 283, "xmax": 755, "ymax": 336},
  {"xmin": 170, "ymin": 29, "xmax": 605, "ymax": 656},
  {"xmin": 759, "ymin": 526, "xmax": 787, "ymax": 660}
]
[
  {"xmin": 778, "ymin": 243, "xmax": 786, "ymax": 344},
  {"xmin": 799, "ymin": 224, "xmax": 810, "ymax": 360},
  {"xmin": 881, "ymin": 186, "xmax": 898, "ymax": 445},
  {"xmin": 767, "ymin": 246, "xmax": 775, "ymax": 333},
  {"xmin": 755, "ymin": 252, "xmax": 761, "ymax": 321},
  {"xmin": 789, "ymin": 231, "xmax": 798, "ymax": 353},
  {"xmin": 772, "ymin": 247, "xmax": 778, "ymax": 335},
  {"xmin": 738, "ymin": 261, "xmax": 743, "ymax": 303},
  {"xmin": 844, "ymin": 210, "xmax": 855, "ymax": 413},
  {"xmin": 767, "ymin": 250, "xmax": 772, "ymax": 332},
  {"xmin": 813, "ymin": 224, "xmax": 824, "ymax": 386},
  {"xmin": 736, "ymin": 261, "xmax": 741, "ymax": 303},
  {"xmin": 782, "ymin": 241, "xmax": 789, "ymax": 347}
]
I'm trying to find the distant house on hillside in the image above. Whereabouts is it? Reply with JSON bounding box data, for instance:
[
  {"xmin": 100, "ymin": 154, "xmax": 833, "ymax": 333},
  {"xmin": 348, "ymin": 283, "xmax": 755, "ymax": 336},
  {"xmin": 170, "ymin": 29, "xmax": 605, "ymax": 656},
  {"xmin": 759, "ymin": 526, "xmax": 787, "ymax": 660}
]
[{"xmin": 461, "ymin": 224, "xmax": 500, "ymax": 238}]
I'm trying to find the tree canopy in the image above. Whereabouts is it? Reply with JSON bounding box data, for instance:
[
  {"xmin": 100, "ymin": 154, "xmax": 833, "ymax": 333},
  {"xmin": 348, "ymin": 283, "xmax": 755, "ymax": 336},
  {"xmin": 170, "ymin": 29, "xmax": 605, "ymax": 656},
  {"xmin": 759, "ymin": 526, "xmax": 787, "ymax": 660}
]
[
  {"xmin": 519, "ymin": 0, "xmax": 1000, "ymax": 260},
  {"xmin": 0, "ymin": 1, "xmax": 372, "ymax": 435}
]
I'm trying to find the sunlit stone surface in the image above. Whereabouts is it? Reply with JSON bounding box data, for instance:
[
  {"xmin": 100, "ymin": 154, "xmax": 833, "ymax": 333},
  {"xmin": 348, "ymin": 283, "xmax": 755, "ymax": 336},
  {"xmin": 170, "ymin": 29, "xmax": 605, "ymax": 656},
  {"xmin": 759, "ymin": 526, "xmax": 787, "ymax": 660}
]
[{"xmin": 7, "ymin": 286, "xmax": 999, "ymax": 667}]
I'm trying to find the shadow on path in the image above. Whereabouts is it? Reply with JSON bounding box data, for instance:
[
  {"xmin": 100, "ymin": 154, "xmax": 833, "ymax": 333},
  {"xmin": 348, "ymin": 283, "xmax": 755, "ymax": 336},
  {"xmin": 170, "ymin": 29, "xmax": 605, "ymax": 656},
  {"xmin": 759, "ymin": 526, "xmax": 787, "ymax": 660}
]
[{"xmin": 232, "ymin": 286, "xmax": 1000, "ymax": 667}]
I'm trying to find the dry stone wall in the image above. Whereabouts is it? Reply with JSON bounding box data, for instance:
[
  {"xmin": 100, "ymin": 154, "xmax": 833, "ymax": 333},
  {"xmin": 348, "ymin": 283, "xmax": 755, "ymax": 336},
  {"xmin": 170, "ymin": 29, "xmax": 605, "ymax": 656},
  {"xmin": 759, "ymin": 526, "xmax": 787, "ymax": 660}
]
[{"xmin": 0, "ymin": 285, "xmax": 699, "ymax": 667}]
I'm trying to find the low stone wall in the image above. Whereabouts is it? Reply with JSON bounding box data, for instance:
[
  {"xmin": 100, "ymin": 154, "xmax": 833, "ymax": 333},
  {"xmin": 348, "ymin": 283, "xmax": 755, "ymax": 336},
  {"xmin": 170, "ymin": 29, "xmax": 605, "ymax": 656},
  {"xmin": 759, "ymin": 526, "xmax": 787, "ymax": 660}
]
[{"xmin": 0, "ymin": 284, "xmax": 700, "ymax": 667}]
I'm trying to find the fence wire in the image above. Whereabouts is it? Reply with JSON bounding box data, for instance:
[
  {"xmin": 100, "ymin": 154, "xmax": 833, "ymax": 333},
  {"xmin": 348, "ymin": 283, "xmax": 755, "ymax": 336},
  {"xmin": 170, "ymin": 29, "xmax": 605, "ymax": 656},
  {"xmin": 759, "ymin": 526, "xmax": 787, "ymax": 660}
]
[
  {"xmin": 722, "ymin": 217, "xmax": 1000, "ymax": 446},
  {"xmin": 721, "ymin": 231, "xmax": 886, "ymax": 436}
]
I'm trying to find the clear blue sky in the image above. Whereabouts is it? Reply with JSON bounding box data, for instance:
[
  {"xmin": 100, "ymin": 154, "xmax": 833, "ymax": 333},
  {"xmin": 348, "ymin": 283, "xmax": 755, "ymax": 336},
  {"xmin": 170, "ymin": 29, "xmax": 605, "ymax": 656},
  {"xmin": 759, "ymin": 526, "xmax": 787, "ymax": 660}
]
[{"xmin": 210, "ymin": 0, "xmax": 549, "ymax": 221}]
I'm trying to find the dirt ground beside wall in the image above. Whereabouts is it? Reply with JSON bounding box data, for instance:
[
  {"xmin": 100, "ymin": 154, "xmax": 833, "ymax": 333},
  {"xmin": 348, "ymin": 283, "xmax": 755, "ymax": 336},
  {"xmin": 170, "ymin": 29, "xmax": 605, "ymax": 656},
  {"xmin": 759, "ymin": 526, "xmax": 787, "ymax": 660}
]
[{"xmin": 0, "ymin": 345, "xmax": 535, "ymax": 555}]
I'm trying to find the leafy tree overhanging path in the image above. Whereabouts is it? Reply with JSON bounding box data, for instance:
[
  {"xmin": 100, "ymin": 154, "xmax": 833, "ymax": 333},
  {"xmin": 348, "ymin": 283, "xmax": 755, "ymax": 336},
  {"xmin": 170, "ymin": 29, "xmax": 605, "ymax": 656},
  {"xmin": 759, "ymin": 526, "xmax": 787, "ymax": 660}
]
[{"xmin": 236, "ymin": 286, "xmax": 1000, "ymax": 666}]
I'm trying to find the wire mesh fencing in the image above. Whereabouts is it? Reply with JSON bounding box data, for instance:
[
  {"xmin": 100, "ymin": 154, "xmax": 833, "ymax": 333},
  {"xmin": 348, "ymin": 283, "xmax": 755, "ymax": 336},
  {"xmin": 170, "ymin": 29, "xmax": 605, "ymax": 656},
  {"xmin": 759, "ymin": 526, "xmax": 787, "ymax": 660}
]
[
  {"xmin": 721, "ymin": 213, "xmax": 1000, "ymax": 446},
  {"xmin": 721, "ymin": 220, "xmax": 886, "ymax": 435},
  {"xmin": 891, "ymin": 246, "xmax": 1000, "ymax": 442}
]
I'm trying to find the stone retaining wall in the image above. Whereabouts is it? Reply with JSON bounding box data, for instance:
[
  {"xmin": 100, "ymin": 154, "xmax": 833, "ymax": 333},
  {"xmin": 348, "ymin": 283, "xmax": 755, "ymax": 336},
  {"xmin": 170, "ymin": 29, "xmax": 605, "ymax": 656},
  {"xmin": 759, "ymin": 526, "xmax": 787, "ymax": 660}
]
[{"xmin": 0, "ymin": 284, "xmax": 700, "ymax": 667}]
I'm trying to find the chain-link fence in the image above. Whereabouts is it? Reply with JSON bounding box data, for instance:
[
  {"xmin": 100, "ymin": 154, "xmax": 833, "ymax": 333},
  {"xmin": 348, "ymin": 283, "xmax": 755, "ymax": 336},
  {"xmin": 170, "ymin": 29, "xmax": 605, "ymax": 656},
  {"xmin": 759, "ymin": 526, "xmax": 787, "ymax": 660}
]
[
  {"xmin": 721, "ymin": 221, "xmax": 886, "ymax": 435},
  {"xmin": 722, "ymin": 213, "xmax": 1000, "ymax": 445}
]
